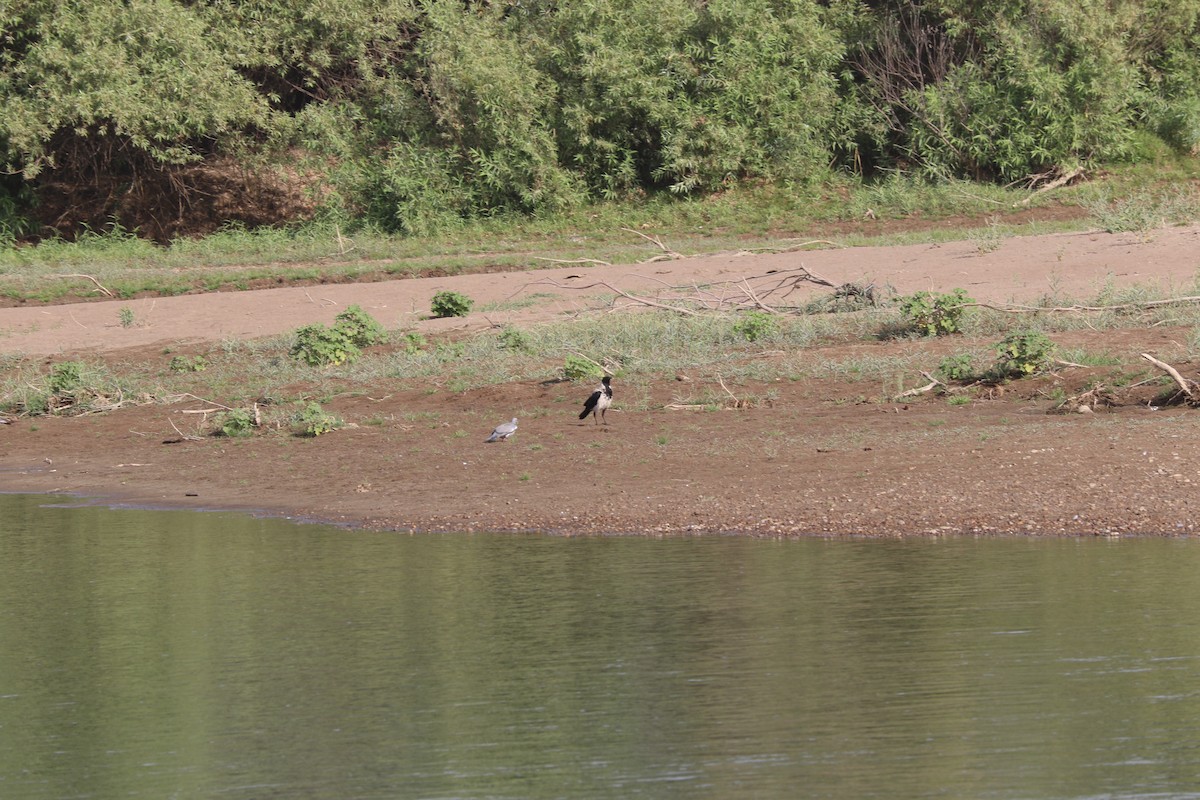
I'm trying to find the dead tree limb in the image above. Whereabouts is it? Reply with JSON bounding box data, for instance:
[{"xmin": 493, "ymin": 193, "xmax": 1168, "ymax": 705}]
[
  {"xmin": 58, "ymin": 273, "xmax": 115, "ymax": 298},
  {"xmin": 1141, "ymin": 353, "xmax": 1199, "ymax": 402},
  {"xmin": 621, "ymin": 227, "xmax": 683, "ymax": 260},
  {"xmin": 962, "ymin": 295, "xmax": 1200, "ymax": 314},
  {"xmin": 534, "ymin": 257, "xmax": 613, "ymax": 266},
  {"xmin": 894, "ymin": 371, "xmax": 945, "ymax": 400},
  {"xmin": 522, "ymin": 277, "xmax": 700, "ymax": 315},
  {"xmin": 1016, "ymin": 167, "xmax": 1086, "ymax": 206}
]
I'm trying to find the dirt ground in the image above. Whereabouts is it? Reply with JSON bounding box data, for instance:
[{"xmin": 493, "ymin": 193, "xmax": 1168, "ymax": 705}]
[{"xmin": 4, "ymin": 224, "xmax": 1200, "ymax": 536}]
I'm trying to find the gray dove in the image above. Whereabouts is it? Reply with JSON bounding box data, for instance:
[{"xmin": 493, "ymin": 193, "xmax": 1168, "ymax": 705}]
[{"xmin": 485, "ymin": 417, "xmax": 518, "ymax": 442}]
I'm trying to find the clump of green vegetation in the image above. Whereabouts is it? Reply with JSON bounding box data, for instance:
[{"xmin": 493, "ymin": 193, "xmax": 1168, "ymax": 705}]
[
  {"xmin": 290, "ymin": 323, "xmax": 361, "ymax": 367},
  {"xmin": 118, "ymin": 306, "xmax": 135, "ymax": 328},
  {"xmin": 898, "ymin": 289, "xmax": 973, "ymax": 336},
  {"xmin": 289, "ymin": 306, "xmax": 387, "ymax": 366},
  {"xmin": 169, "ymin": 354, "xmax": 208, "ymax": 373},
  {"xmin": 431, "ymin": 291, "xmax": 473, "ymax": 318},
  {"xmin": 334, "ymin": 304, "xmax": 387, "ymax": 346},
  {"xmin": 294, "ymin": 402, "xmax": 342, "ymax": 437},
  {"xmin": 563, "ymin": 354, "xmax": 603, "ymax": 381},
  {"xmin": 498, "ymin": 325, "xmax": 532, "ymax": 352},
  {"xmin": 216, "ymin": 408, "xmax": 256, "ymax": 437},
  {"xmin": 48, "ymin": 361, "xmax": 85, "ymax": 397},
  {"xmin": 0, "ymin": 360, "xmax": 134, "ymax": 417},
  {"xmin": 399, "ymin": 331, "xmax": 427, "ymax": 353},
  {"xmin": 994, "ymin": 331, "xmax": 1057, "ymax": 376},
  {"xmin": 733, "ymin": 311, "xmax": 776, "ymax": 342},
  {"xmin": 938, "ymin": 353, "xmax": 977, "ymax": 382}
]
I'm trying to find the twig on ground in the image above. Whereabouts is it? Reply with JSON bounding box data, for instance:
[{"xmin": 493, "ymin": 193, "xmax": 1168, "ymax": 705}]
[
  {"xmin": 533, "ymin": 257, "xmax": 613, "ymax": 266},
  {"xmin": 621, "ymin": 228, "xmax": 683, "ymax": 260},
  {"xmin": 894, "ymin": 371, "xmax": 945, "ymax": 400},
  {"xmin": 168, "ymin": 417, "xmax": 204, "ymax": 441},
  {"xmin": 172, "ymin": 393, "xmax": 238, "ymax": 411},
  {"xmin": 58, "ymin": 273, "xmax": 114, "ymax": 298}
]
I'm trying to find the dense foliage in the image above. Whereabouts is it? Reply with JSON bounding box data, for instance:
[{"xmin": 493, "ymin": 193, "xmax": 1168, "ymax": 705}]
[{"xmin": 2, "ymin": 0, "xmax": 1198, "ymax": 241}]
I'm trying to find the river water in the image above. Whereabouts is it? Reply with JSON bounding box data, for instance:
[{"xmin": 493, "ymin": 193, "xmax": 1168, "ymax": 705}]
[{"xmin": 3, "ymin": 493, "xmax": 1200, "ymax": 799}]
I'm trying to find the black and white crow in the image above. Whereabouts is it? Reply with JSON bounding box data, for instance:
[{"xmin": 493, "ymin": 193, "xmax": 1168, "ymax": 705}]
[{"xmin": 579, "ymin": 376, "xmax": 613, "ymax": 424}]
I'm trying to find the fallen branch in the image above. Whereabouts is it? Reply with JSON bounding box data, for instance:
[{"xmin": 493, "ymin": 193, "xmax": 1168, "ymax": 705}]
[
  {"xmin": 533, "ymin": 257, "xmax": 613, "ymax": 266},
  {"xmin": 1141, "ymin": 353, "xmax": 1199, "ymax": 402},
  {"xmin": 58, "ymin": 273, "xmax": 114, "ymax": 298},
  {"xmin": 167, "ymin": 417, "xmax": 204, "ymax": 442},
  {"xmin": 523, "ymin": 277, "xmax": 700, "ymax": 315},
  {"xmin": 894, "ymin": 371, "xmax": 945, "ymax": 400},
  {"xmin": 170, "ymin": 393, "xmax": 238, "ymax": 412},
  {"xmin": 1051, "ymin": 383, "xmax": 1116, "ymax": 414},
  {"xmin": 1016, "ymin": 166, "xmax": 1086, "ymax": 206},
  {"xmin": 621, "ymin": 227, "xmax": 683, "ymax": 260},
  {"xmin": 962, "ymin": 295, "xmax": 1200, "ymax": 315}
]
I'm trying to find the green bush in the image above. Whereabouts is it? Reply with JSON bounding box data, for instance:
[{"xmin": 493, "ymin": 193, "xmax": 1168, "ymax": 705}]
[
  {"xmin": 563, "ymin": 354, "xmax": 603, "ymax": 381},
  {"xmin": 216, "ymin": 408, "xmax": 255, "ymax": 438},
  {"xmin": 898, "ymin": 289, "xmax": 973, "ymax": 337},
  {"xmin": 48, "ymin": 361, "xmax": 85, "ymax": 397},
  {"xmin": 994, "ymin": 331, "xmax": 1056, "ymax": 377},
  {"xmin": 431, "ymin": 291, "xmax": 473, "ymax": 318},
  {"xmin": 400, "ymin": 331, "xmax": 427, "ymax": 354},
  {"xmin": 294, "ymin": 402, "xmax": 341, "ymax": 437},
  {"xmin": 733, "ymin": 311, "xmax": 777, "ymax": 342},
  {"xmin": 334, "ymin": 304, "xmax": 387, "ymax": 347},
  {"xmin": 498, "ymin": 325, "xmax": 532, "ymax": 352},
  {"xmin": 938, "ymin": 353, "xmax": 977, "ymax": 382},
  {"xmin": 169, "ymin": 354, "xmax": 208, "ymax": 373},
  {"xmin": 290, "ymin": 323, "xmax": 361, "ymax": 367}
]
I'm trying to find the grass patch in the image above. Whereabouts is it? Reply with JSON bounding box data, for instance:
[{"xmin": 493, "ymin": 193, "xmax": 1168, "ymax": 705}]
[
  {"xmin": 9, "ymin": 162, "xmax": 1193, "ymax": 304},
  {"xmin": 6, "ymin": 267, "xmax": 1200, "ymax": 421}
]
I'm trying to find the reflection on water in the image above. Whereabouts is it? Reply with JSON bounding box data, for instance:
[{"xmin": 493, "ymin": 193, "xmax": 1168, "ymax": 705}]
[{"xmin": 3, "ymin": 494, "xmax": 1200, "ymax": 799}]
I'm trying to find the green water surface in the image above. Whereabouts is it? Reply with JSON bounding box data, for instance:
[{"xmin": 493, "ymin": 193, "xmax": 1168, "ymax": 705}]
[{"xmin": 3, "ymin": 494, "xmax": 1200, "ymax": 799}]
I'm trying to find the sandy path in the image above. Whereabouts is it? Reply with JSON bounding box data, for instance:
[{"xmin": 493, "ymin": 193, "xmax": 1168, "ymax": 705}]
[{"xmin": 3, "ymin": 225, "xmax": 1198, "ymax": 357}]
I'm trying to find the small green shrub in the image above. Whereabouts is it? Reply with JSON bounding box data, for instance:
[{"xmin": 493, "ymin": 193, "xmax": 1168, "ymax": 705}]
[
  {"xmin": 898, "ymin": 289, "xmax": 973, "ymax": 336},
  {"xmin": 334, "ymin": 305, "xmax": 387, "ymax": 347},
  {"xmin": 118, "ymin": 307, "xmax": 135, "ymax": 328},
  {"xmin": 294, "ymin": 402, "xmax": 342, "ymax": 437},
  {"xmin": 400, "ymin": 331, "xmax": 427, "ymax": 353},
  {"xmin": 434, "ymin": 342, "xmax": 466, "ymax": 362},
  {"xmin": 48, "ymin": 361, "xmax": 85, "ymax": 397},
  {"xmin": 498, "ymin": 325, "xmax": 532, "ymax": 352},
  {"xmin": 290, "ymin": 323, "xmax": 361, "ymax": 367},
  {"xmin": 994, "ymin": 331, "xmax": 1056, "ymax": 377},
  {"xmin": 431, "ymin": 291, "xmax": 474, "ymax": 318},
  {"xmin": 217, "ymin": 408, "xmax": 255, "ymax": 438},
  {"xmin": 938, "ymin": 353, "xmax": 977, "ymax": 382},
  {"xmin": 169, "ymin": 355, "xmax": 208, "ymax": 373},
  {"xmin": 733, "ymin": 311, "xmax": 777, "ymax": 342},
  {"xmin": 564, "ymin": 354, "xmax": 603, "ymax": 381}
]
